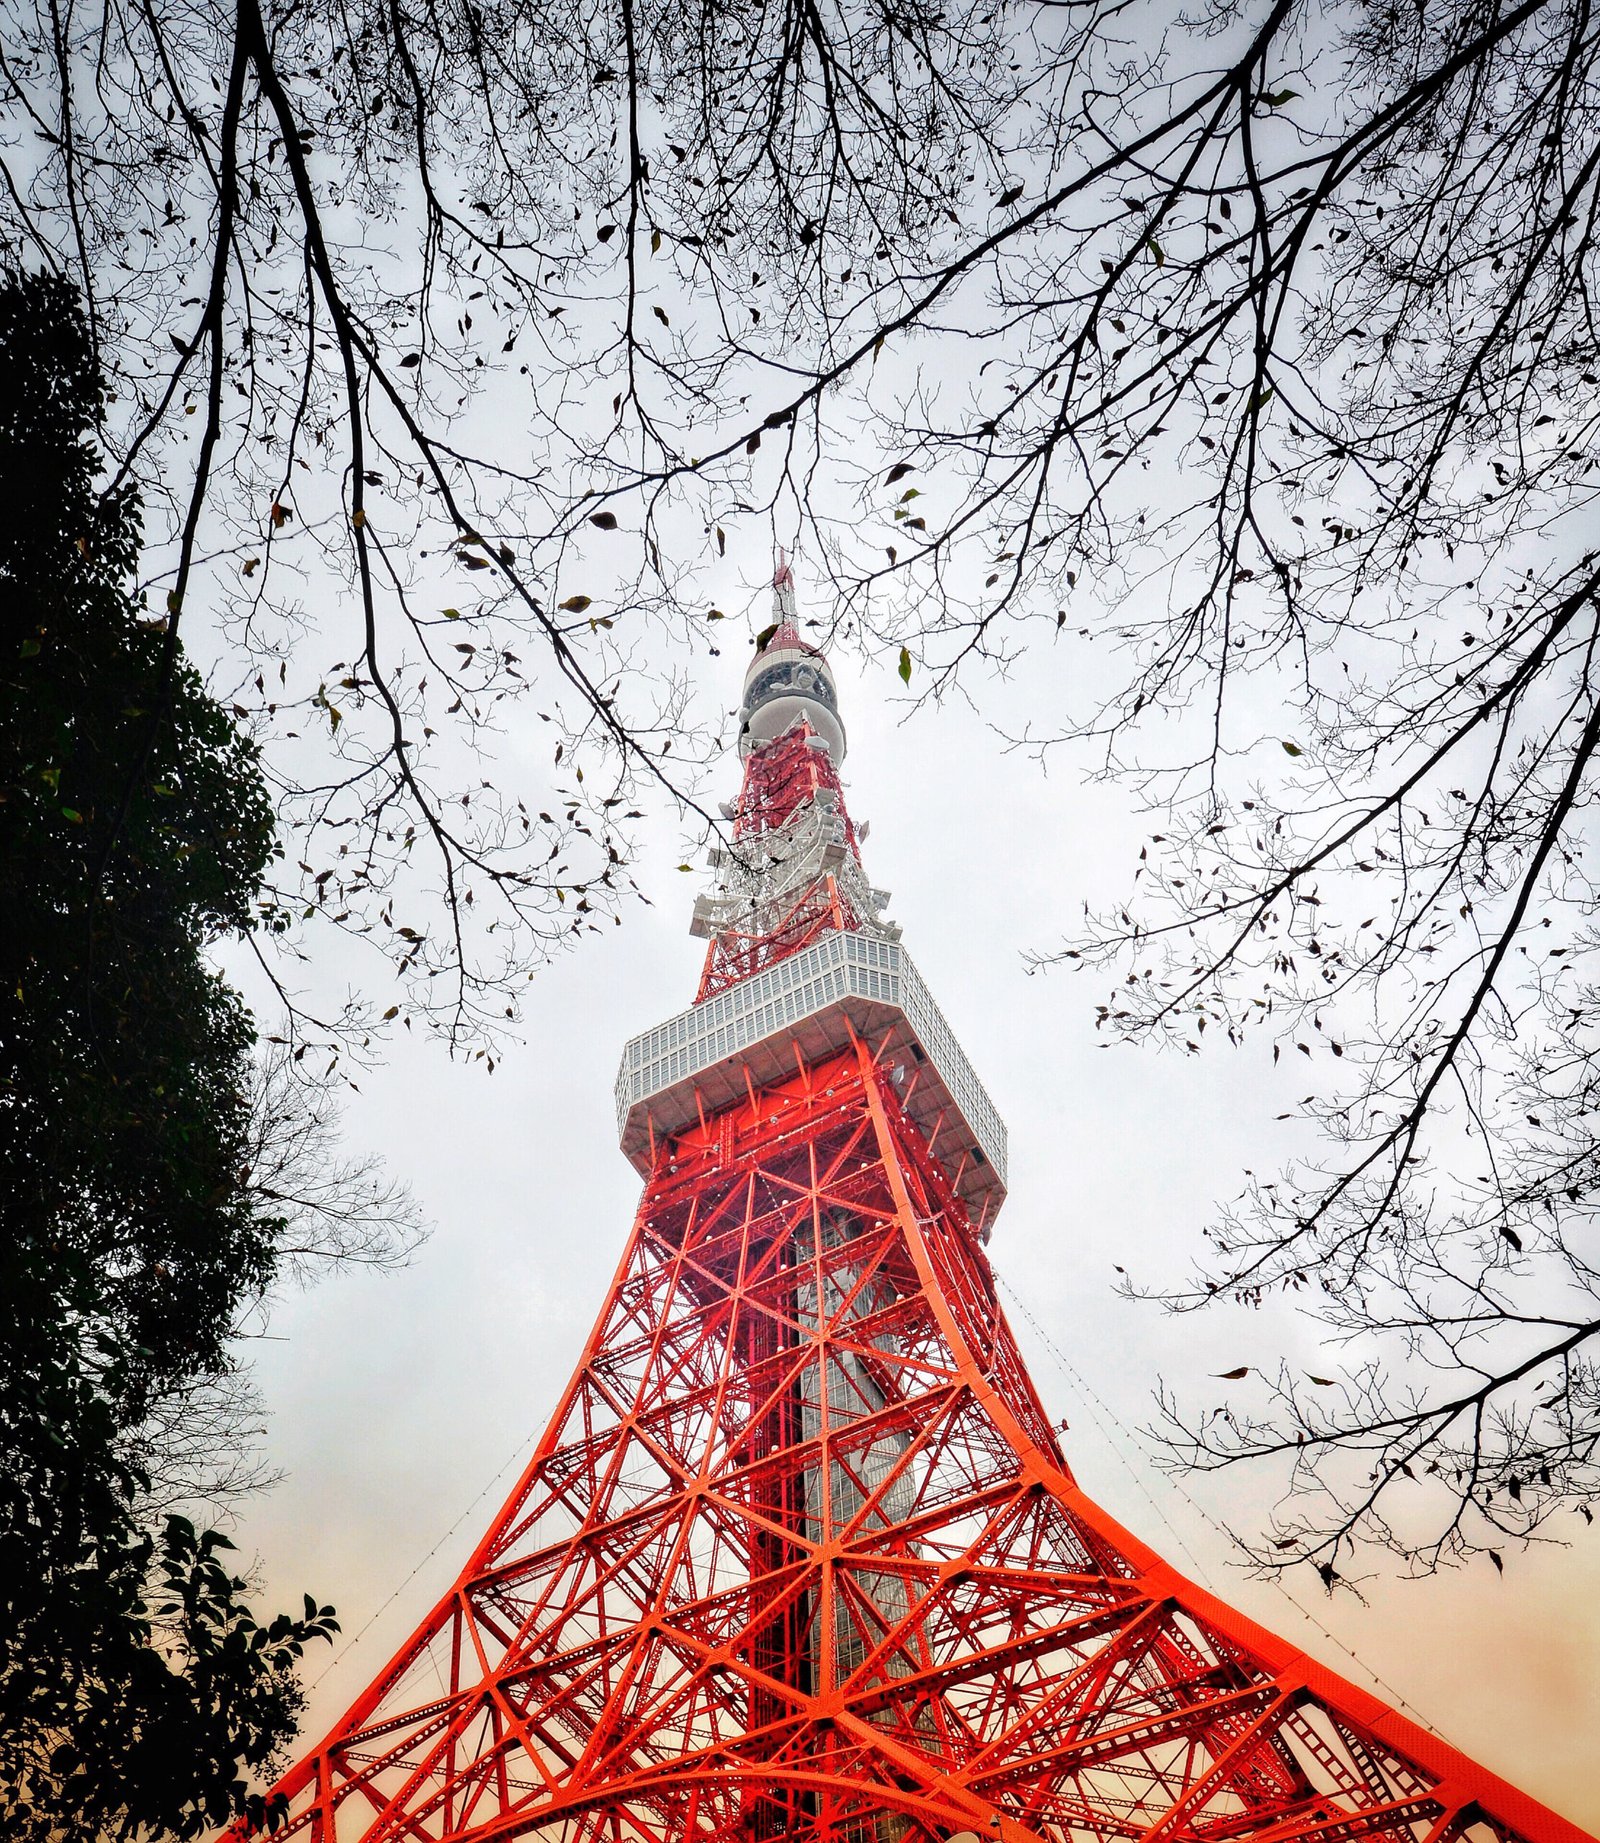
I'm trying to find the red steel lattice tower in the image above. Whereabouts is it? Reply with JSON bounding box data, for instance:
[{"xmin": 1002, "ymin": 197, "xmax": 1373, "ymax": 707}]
[{"xmin": 245, "ymin": 566, "xmax": 1594, "ymax": 1843}]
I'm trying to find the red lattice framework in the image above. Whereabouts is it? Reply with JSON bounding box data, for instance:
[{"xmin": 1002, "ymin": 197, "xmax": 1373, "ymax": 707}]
[
  {"xmin": 242, "ymin": 1033, "xmax": 1591, "ymax": 1843},
  {"xmin": 695, "ymin": 725, "xmax": 867, "ymax": 1002}
]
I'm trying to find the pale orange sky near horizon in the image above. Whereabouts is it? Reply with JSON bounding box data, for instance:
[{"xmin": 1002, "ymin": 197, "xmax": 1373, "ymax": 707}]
[{"xmin": 233, "ymin": 570, "xmax": 1600, "ymax": 1834}]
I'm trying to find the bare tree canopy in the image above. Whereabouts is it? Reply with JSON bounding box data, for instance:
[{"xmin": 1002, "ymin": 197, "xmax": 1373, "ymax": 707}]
[
  {"xmin": 8, "ymin": 0, "xmax": 1600, "ymax": 1578},
  {"xmin": 0, "ymin": 0, "xmax": 1016, "ymax": 1047},
  {"xmin": 136, "ymin": 1050, "xmax": 427, "ymax": 1518}
]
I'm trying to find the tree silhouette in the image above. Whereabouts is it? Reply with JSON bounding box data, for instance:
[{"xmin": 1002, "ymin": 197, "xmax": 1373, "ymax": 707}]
[
  {"xmin": 7, "ymin": 0, "xmax": 1600, "ymax": 1574},
  {"xmin": 0, "ymin": 267, "xmax": 342, "ymax": 1839}
]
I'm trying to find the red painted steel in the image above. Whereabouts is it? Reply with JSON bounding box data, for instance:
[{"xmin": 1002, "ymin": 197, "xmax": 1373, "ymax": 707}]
[
  {"xmin": 242, "ymin": 1030, "xmax": 1593, "ymax": 1843},
  {"xmin": 695, "ymin": 723, "xmax": 864, "ymax": 1002},
  {"xmin": 239, "ymin": 704, "xmax": 1594, "ymax": 1843}
]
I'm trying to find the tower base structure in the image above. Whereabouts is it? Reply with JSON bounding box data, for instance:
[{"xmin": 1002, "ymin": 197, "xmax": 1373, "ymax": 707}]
[{"xmin": 248, "ymin": 1035, "xmax": 1588, "ymax": 1843}]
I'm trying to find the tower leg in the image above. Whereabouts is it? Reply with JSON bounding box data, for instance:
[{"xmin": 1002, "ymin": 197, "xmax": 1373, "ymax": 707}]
[{"xmin": 239, "ymin": 1042, "xmax": 1592, "ymax": 1843}]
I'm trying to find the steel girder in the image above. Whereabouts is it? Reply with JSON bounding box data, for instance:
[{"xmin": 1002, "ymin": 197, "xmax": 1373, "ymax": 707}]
[
  {"xmin": 695, "ymin": 725, "xmax": 870, "ymax": 1002},
  {"xmin": 238, "ymin": 1037, "xmax": 1592, "ymax": 1843}
]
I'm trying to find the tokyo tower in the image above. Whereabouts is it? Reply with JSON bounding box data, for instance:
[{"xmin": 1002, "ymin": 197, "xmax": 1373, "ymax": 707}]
[{"xmin": 245, "ymin": 563, "xmax": 1593, "ymax": 1843}]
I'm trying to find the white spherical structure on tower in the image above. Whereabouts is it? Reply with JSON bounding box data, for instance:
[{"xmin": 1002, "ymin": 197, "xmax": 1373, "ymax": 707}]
[{"xmin": 737, "ymin": 556, "xmax": 847, "ymax": 761}]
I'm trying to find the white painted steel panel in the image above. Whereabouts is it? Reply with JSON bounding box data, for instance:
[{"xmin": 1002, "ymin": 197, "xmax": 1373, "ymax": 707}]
[{"xmin": 614, "ymin": 930, "xmax": 1007, "ymax": 1224}]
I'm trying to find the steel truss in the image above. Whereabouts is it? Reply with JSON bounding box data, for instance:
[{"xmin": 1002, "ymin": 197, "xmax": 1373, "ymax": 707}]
[
  {"xmin": 695, "ymin": 726, "xmax": 886, "ymax": 1002},
  {"xmin": 245, "ymin": 1037, "xmax": 1591, "ymax": 1843}
]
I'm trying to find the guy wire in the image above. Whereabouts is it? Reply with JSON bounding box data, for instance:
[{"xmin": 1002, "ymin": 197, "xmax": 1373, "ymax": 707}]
[{"xmin": 996, "ymin": 1272, "xmax": 1453, "ymax": 1744}]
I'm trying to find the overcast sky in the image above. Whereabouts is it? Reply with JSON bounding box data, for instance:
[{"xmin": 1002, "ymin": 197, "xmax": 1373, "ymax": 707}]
[{"xmin": 228, "ymin": 556, "xmax": 1600, "ymax": 1830}]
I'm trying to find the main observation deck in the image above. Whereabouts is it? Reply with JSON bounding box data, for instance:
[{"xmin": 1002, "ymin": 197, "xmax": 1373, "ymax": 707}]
[{"xmin": 615, "ymin": 927, "xmax": 1008, "ymax": 1229}]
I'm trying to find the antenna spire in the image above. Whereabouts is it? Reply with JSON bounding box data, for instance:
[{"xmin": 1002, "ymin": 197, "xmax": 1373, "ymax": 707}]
[{"xmin": 771, "ymin": 547, "xmax": 799, "ymax": 633}]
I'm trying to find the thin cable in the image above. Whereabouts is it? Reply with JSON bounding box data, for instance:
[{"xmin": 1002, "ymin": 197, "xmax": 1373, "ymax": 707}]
[
  {"xmin": 1000, "ymin": 1280, "xmax": 1217, "ymax": 1585},
  {"xmin": 996, "ymin": 1274, "xmax": 1455, "ymax": 1744},
  {"xmin": 304, "ymin": 1428, "xmax": 538, "ymax": 1693}
]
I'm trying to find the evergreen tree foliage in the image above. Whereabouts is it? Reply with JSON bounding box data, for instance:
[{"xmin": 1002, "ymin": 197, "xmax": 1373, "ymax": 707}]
[{"xmin": 0, "ymin": 267, "xmax": 335, "ymax": 1840}]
